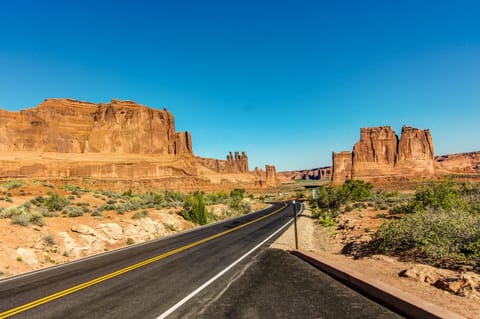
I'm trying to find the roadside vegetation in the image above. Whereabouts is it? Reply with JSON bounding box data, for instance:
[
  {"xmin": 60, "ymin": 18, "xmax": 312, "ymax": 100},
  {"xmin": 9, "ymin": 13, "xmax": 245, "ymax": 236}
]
[
  {"xmin": 373, "ymin": 180, "xmax": 480, "ymax": 271},
  {"xmin": 0, "ymin": 179, "xmax": 256, "ymax": 227},
  {"xmin": 309, "ymin": 179, "xmax": 480, "ymax": 272}
]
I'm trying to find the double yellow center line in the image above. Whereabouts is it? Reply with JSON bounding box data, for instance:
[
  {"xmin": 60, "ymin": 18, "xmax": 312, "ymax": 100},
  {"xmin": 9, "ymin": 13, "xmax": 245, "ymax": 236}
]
[{"xmin": 0, "ymin": 203, "xmax": 288, "ymax": 318}]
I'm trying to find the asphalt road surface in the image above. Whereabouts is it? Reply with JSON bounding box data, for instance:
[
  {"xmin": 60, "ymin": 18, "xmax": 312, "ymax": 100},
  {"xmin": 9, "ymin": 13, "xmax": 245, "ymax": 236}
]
[{"xmin": 0, "ymin": 202, "xmax": 403, "ymax": 319}]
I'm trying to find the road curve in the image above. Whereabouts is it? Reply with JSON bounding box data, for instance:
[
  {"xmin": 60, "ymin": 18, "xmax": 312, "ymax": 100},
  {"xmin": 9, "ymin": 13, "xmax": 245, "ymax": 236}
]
[
  {"xmin": 0, "ymin": 202, "xmax": 291, "ymax": 318},
  {"xmin": 0, "ymin": 202, "xmax": 403, "ymax": 319}
]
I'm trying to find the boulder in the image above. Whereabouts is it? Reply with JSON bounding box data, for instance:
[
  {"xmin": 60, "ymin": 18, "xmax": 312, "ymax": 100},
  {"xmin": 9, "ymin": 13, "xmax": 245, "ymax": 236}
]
[{"xmin": 71, "ymin": 224, "xmax": 95, "ymax": 235}]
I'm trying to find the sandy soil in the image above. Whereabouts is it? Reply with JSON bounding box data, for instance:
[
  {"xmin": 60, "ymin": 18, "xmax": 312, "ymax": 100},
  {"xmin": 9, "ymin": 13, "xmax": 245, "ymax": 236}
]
[
  {"xmin": 0, "ymin": 179, "xmax": 268, "ymax": 278},
  {"xmin": 271, "ymin": 206, "xmax": 480, "ymax": 319}
]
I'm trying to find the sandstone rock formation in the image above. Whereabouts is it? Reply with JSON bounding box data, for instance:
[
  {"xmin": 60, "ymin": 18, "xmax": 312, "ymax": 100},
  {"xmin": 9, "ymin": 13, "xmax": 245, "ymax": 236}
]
[
  {"xmin": 265, "ymin": 165, "xmax": 278, "ymax": 186},
  {"xmin": 436, "ymin": 151, "xmax": 480, "ymax": 174},
  {"xmin": 251, "ymin": 165, "xmax": 280, "ymax": 187},
  {"xmin": 278, "ymin": 166, "xmax": 332, "ymax": 181},
  {"xmin": 333, "ymin": 126, "xmax": 435, "ymax": 183},
  {"xmin": 351, "ymin": 126, "xmax": 398, "ymax": 179},
  {"xmin": 0, "ymin": 99, "xmax": 192, "ymax": 155},
  {"xmin": 396, "ymin": 126, "xmax": 435, "ymax": 175},
  {"xmin": 332, "ymin": 152, "xmax": 353, "ymax": 184},
  {"xmin": 196, "ymin": 151, "xmax": 249, "ymax": 174},
  {"xmin": 0, "ymin": 98, "xmax": 278, "ymax": 189}
]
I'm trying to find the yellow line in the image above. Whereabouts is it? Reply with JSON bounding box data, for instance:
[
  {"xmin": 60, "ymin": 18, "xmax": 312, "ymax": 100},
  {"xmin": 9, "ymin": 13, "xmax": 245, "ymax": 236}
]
[{"xmin": 0, "ymin": 203, "xmax": 288, "ymax": 318}]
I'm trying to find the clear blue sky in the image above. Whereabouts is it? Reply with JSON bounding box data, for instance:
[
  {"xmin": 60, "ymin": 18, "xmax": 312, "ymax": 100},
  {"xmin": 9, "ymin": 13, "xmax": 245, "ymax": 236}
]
[{"xmin": 1, "ymin": 1, "xmax": 479, "ymax": 171}]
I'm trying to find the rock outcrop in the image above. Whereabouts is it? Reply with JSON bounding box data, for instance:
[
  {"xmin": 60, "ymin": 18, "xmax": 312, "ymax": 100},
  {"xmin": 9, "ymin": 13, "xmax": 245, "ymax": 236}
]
[
  {"xmin": 0, "ymin": 98, "xmax": 281, "ymax": 189},
  {"xmin": 278, "ymin": 166, "xmax": 332, "ymax": 181},
  {"xmin": 251, "ymin": 165, "xmax": 280, "ymax": 187},
  {"xmin": 436, "ymin": 151, "xmax": 480, "ymax": 174},
  {"xmin": 352, "ymin": 127, "xmax": 398, "ymax": 179},
  {"xmin": 333, "ymin": 126, "xmax": 435, "ymax": 183},
  {"xmin": 332, "ymin": 152, "xmax": 353, "ymax": 184},
  {"xmin": 0, "ymin": 99, "xmax": 192, "ymax": 155},
  {"xmin": 265, "ymin": 165, "xmax": 278, "ymax": 186},
  {"xmin": 196, "ymin": 151, "xmax": 249, "ymax": 174}
]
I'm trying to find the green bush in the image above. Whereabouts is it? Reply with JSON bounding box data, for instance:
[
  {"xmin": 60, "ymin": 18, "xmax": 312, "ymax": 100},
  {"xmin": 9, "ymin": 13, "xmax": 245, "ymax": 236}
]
[
  {"xmin": 312, "ymin": 208, "xmax": 338, "ymax": 227},
  {"xmin": 182, "ymin": 192, "xmax": 208, "ymax": 225},
  {"xmin": 132, "ymin": 210, "xmax": 149, "ymax": 219},
  {"xmin": 230, "ymin": 188, "xmax": 245, "ymax": 199},
  {"xmin": 2, "ymin": 180, "xmax": 23, "ymax": 190},
  {"xmin": 206, "ymin": 191, "xmax": 229, "ymax": 204},
  {"xmin": 374, "ymin": 208, "xmax": 480, "ymax": 264},
  {"xmin": 44, "ymin": 193, "xmax": 70, "ymax": 212},
  {"xmin": 3, "ymin": 207, "xmax": 44, "ymax": 226},
  {"xmin": 62, "ymin": 206, "xmax": 83, "ymax": 217},
  {"xmin": 338, "ymin": 179, "xmax": 373, "ymax": 202},
  {"xmin": 413, "ymin": 180, "xmax": 467, "ymax": 212}
]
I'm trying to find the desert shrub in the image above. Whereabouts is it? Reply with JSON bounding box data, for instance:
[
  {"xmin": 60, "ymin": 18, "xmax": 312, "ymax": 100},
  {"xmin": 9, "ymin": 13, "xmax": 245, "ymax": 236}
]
[
  {"xmin": 140, "ymin": 192, "xmax": 163, "ymax": 206},
  {"xmin": 30, "ymin": 196, "xmax": 45, "ymax": 206},
  {"xmin": 228, "ymin": 189, "xmax": 251, "ymax": 215},
  {"xmin": 2, "ymin": 180, "xmax": 23, "ymax": 190},
  {"xmin": 4, "ymin": 207, "xmax": 44, "ymax": 226},
  {"xmin": 338, "ymin": 179, "xmax": 373, "ymax": 202},
  {"xmin": 230, "ymin": 188, "xmax": 245, "ymax": 199},
  {"xmin": 122, "ymin": 189, "xmax": 135, "ymax": 197},
  {"xmin": 295, "ymin": 190, "xmax": 306, "ymax": 199},
  {"xmin": 374, "ymin": 208, "xmax": 480, "ymax": 266},
  {"xmin": 206, "ymin": 191, "xmax": 229, "ymax": 204},
  {"xmin": 163, "ymin": 191, "xmax": 186, "ymax": 207},
  {"xmin": 312, "ymin": 208, "xmax": 338, "ymax": 227},
  {"xmin": 62, "ymin": 183, "xmax": 89, "ymax": 193},
  {"xmin": 91, "ymin": 210, "xmax": 103, "ymax": 217},
  {"xmin": 44, "ymin": 193, "xmax": 69, "ymax": 212},
  {"xmin": 1, "ymin": 207, "xmax": 25, "ymax": 219},
  {"xmin": 459, "ymin": 182, "xmax": 480, "ymax": 212},
  {"xmin": 229, "ymin": 199, "xmax": 251, "ymax": 215},
  {"xmin": 412, "ymin": 180, "xmax": 467, "ymax": 212},
  {"xmin": 29, "ymin": 211, "xmax": 44, "ymax": 226},
  {"xmin": 310, "ymin": 185, "xmax": 344, "ymax": 212},
  {"xmin": 62, "ymin": 206, "xmax": 83, "ymax": 217},
  {"xmin": 37, "ymin": 206, "xmax": 58, "ymax": 217},
  {"xmin": 132, "ymin": 210, "xmax": 149, "ymax": 219},
  {"xmin": 43, "ymin": 235, "xmax": 56, "ymax": 246},
  {"xmin": 182, "ymin": 192, "xmax": 208, "ymax": 225}
]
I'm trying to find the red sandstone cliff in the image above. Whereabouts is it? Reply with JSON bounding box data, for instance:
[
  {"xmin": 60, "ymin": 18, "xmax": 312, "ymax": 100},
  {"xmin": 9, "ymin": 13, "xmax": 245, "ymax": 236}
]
[
  {"xmin": 0, "ymin": 99, "xmax": 191, "ymax": 155},
  {"xmin": 0, "ymin": 99, "xmax": 278, "ymax": 189},
  {"xmin": 333, "ymin": 126, "xmax": 436, "ymax": 183},
  {"xmin": 436, "ymin": 151, "xmax": 480, "ymax": 174}
]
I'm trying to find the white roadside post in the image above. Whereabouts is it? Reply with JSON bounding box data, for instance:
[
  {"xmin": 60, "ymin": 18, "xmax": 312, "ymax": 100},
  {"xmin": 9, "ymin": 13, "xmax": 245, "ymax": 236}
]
[{"xmin": 293, "ymin": 200, "xmax": 298, "ymax": 250}]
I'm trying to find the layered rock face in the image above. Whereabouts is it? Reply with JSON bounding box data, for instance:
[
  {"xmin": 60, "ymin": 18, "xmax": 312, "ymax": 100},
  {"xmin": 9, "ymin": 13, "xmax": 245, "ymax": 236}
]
[
  {"xmin": 251, "ymin": 165, "xmax": 279, "ymax": 187},
  {"xmin": 333, "ymin": 126, "xmax": 435, "ymax": 183},
  {"xmin": 278, "ymin": 167, "xmax": 332, "ymax": 181},
  {"xmin": 332, "ymin": 152, "xmax": 353, "ymax": 184},
  {"xmin": 0, "ymin": 99, "xmax": 278, "ymax": 189},
  {"xmin": 436, "ymin": 151, "xmax": 480, "ymax": 174},
  {"xmin": 0, "ymin": 99, "xmax": 192, "ymax": 155},
  {"xmin": 352, "ymin": 127, "xmax": 398, "ymax": 179},
  {"xmin": 196, "ymin": 151, "xmax": 249, "ymax": 174},
  {"xmin": 265, "ymin": 165, "xmax": 278, "ymax": 186}
]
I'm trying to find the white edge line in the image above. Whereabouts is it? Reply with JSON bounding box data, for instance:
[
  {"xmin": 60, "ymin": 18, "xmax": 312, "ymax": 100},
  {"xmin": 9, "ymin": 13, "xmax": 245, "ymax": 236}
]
[{"xmin": 156, "ymin": 202, "xmax": 303, "ymax": 319}]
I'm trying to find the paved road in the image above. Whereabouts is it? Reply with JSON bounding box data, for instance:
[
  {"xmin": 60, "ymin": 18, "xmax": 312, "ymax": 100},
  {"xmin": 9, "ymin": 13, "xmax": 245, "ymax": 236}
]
[{"xmin": 0, "ymin": 202, "xmax": 403, "ymax": 319}]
